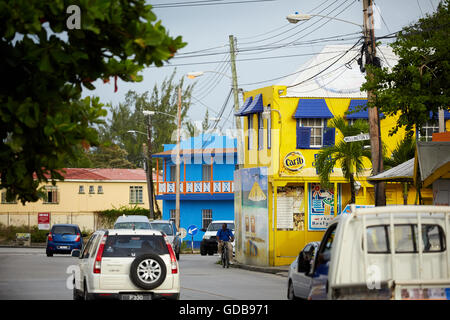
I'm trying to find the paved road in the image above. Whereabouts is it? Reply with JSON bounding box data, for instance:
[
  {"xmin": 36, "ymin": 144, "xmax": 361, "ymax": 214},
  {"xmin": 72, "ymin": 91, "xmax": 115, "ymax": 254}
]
[{"xmin": 0, "ymin": 248, "xmax": 286, "ymax": 300}]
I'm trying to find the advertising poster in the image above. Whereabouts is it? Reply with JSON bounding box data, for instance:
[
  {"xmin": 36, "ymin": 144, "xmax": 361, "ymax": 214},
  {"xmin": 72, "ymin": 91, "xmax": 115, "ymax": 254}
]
[
  {"xmin": 276, "ymin": 186, "xmax": 305, "ymax": 231},
  {"xmin": 308, "ymin": 183, "xmax": 341, "ymax": 231},
  {"xmin": 38, "ymin": 212, "xmax": 50, "ymax": 230},
  {"xmin": 238, "ymin": 167, "xmax": 269, "ymax": 266}
]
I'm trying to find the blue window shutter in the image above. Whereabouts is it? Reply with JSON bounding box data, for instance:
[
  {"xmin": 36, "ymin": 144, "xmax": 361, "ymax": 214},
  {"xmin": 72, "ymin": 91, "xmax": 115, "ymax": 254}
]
[
  {"xmin": 297, "ymin": 126, "xmax": 311, "ymax": 149},
  {"xmin": 323, "ymin": 127, "xmax": 335, "ymax": 147}
]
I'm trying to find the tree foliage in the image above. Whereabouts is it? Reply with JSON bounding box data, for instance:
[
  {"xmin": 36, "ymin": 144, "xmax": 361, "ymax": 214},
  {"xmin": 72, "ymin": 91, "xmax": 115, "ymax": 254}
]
[
  {"xmin": 0, "ymin": 1, "xmax": 185, "ymax": 204},
  {"xmin": 361, "ymin": 1, "xmax": 450, "ymax": 136},
  {"xmin": 100, "ymin": 71, "xmax": 195, "ymax": 168}
]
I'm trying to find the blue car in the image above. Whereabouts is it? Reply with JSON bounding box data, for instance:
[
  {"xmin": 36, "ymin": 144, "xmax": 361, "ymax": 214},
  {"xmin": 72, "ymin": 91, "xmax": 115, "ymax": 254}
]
[{"xmin": 46, "ymin": 224, "xmax": 83, "ymax": 257}]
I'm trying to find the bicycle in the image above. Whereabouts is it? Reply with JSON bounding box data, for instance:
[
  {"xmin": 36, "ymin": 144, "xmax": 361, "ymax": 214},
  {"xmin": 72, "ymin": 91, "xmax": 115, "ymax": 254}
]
[{"xmin": 220, "ymin": 241, "xmax": 230, "ymax": 268}]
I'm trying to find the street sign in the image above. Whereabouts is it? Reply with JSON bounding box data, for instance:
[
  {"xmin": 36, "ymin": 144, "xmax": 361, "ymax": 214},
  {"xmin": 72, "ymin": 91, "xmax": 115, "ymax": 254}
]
[
  {"xmin": 187, "ymin": 225, "xmax": 198, "ymax": 236},
  {"xmin": 178, "ymin": 228, "xmax": 187, "ymax": 240},
  {"xmin": 343, "ymin": 133, "xmax": 370, "ymax": 143},
  {"xmin": 38, "ymin": 212, "xmax": 50, "ymax": 230},
  {"xmin": 341, "ymin": 204, "xmax": 374, "ymax": 214}
]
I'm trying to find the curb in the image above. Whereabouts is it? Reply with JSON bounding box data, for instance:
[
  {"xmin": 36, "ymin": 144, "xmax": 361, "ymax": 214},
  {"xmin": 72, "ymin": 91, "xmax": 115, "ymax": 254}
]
[{"xmin": 230, "ymin": 262, "xmax": 289, "ymax": 278}]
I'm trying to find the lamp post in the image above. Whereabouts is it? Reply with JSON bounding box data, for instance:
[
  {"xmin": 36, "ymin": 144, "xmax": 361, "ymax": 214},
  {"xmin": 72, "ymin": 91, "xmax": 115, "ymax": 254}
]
[
  {"xmin": 286, "ymin": 7, "xmax": 386, "ymax": 206},
  {"xmin": 127, "ymin": 128, "xmax": 154, "ymax": 219}
]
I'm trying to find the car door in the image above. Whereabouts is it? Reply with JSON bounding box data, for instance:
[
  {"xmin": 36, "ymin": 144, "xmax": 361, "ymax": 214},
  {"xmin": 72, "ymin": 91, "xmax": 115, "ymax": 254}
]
[
  {"xmin": 76, "ymin": 233, "xmax": 96, "ymax": 290},
  {"xmin": 292, "ymin": 244, "xmax": 311, "ymax": 297},
  {"xmin": 296, "ymin": 243, "xmax": 319, "ymax": 299},
  {"xmin": 309, "ymin": 224, "xmax": 337, "ymax": 300}
]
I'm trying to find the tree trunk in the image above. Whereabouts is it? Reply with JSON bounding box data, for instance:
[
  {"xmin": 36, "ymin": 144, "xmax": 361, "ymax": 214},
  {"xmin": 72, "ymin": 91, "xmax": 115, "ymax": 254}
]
[{"xmin": 349, "ymin": 175, "xmax": 356, "ymax": 204}]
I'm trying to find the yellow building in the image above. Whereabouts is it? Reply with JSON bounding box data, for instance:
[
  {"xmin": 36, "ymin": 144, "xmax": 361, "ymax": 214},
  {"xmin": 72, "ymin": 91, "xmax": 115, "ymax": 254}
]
[
  {"xmin": 0, "ymin": 168, "xmax": 161, "ymax": 232},
  {"xmin": 233, "ymin": 45, "xmax": 446, "ymax": 267}
]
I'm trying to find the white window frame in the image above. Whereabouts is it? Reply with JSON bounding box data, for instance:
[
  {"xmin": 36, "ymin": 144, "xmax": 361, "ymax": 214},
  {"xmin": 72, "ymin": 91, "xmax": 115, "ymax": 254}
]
[
  {"xmin": 299, "ymin": 118, "xmax": 325, "ymax": 148},
  {"xmin": 97, "ymin": 186, "xmax": 103, "ymax": 194},
  {"xmin": 44, "ymin": 186, "xmax": 59, "ymax": 204},
  {"xmin": 202, "ymin": 209, "xmax": 213, "ymax": 229},
  {"xmin": 129, "ymin": 186, "xmax": 143, "ymax": 204},
  {"xmin": 419, "ymin": 121, "xmax": 439, "ymax": 142},
  {"xmin": 78, "ymin": 185, "xmax": 85, "ymax": 194}
]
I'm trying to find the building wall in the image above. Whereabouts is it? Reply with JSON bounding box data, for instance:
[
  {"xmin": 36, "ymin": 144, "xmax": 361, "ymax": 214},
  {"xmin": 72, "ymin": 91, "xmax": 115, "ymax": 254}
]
[
  {"xmin": 236, "ymin": 85, "xmax": 439, "ymax": 266},
  {"xmin": 162, "ymin": 199, "xmax": 235, "ymax": 245}
]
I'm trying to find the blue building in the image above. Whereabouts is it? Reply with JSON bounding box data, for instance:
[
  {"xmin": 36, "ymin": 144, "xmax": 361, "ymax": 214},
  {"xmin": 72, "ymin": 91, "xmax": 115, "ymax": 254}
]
[{"xmin": 153, "ymin": 134, "xmax": 237, "ymax": 247}]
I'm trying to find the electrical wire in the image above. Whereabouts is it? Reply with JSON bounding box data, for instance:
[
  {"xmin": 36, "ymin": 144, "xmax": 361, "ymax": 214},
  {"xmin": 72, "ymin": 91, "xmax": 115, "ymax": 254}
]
[{"xmin": 152, "ymin": 0, "xmax": 275, "ymax": 9}]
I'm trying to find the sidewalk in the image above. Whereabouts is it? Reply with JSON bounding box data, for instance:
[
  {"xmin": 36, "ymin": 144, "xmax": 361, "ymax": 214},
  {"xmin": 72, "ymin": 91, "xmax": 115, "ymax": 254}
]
[{"xmin": 230, "ymin": 261, "xmax": 290, "ymax": 278}]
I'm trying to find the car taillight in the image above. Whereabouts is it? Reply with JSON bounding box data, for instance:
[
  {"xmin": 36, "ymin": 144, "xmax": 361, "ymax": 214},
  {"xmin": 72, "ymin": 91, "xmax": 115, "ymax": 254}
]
[
  {"xmin": 93, "ymin": 235, "xmax": 107, "ymax": 274},
  {"xmin": 164, "ymin": 235, "xmax": 178, "ymax": 274},
  {"xmin": 48, "ymin": 233, "xmax": 53, "ymax": 241},
  {"xmin": 75, "ymin": 234, "xmax": 80, "ymax": 242}
]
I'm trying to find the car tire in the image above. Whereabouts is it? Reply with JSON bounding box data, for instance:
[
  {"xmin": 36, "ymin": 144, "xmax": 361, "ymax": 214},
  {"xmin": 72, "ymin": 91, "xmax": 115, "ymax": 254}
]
[
  {"xmin": 287, "ymin": 281, "xmax": 299, "ymax": 300},
  {"xmin": 84, "ymin": 282, "xmax": 93, "ymax": 300},
  {"xmin": 200, "ymin": 244, "xmax": 207, "ymax": 256},
  {"xmin": 73, "ymin": 282, "xmax": 82, "ymax": 301},
  {"xmin": 176, "ymin": 251, "xmax": 180, "ymax": 261},
  {"xmin": 130, "ymin": 254, "xmax": 167, "ymax": 290},
  {"xmin": 46, "ymin": 251, "xmax": 53, "ymax": 257}
]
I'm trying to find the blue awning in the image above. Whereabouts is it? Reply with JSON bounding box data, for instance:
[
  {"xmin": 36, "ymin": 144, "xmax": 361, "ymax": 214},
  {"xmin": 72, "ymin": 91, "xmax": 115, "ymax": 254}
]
[
  {"xmin": 346, "ymin": 99, "xmax": 368, "ymax": 119},
  {"xmin": 234, "ymin": 96, "xmax": 253, "ymax": 116},
  {"xmin": 241, "ymin": 93, "xmax": 264, "ymax": 115},
  {"xmin": 292, "ymin": 99, "xmax": 333, "ymax": 119},
  {"xmin": 346, "ymin": 99, "xmax": 385, "ymax": 119}
]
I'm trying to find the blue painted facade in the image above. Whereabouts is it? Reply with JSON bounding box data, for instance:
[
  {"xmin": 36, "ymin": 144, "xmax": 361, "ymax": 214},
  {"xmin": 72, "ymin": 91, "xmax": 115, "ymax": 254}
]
[{"xmin": 154, "ymin": 134, "xmax": 237, "ymax": 248}]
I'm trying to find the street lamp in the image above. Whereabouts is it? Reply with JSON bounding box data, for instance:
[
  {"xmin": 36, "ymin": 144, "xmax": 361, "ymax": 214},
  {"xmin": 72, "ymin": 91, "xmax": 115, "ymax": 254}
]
[
  {"xmin": 286, "ymin": 12, "xmax": 363, "ymax": 29},
  {"xmin": 186, "ymin": 71, "xmax": 232, "ymax": 80}
]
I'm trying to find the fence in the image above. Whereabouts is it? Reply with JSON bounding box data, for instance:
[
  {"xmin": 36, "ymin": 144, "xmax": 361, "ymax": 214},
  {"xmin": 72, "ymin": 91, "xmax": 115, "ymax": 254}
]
[{"xmin": 0, "ymin": 211, "xmax": 104, "ymax": 233}]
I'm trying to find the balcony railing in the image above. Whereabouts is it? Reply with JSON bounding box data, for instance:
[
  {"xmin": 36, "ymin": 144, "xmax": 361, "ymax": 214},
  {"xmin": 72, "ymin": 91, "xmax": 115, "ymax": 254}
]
[{"xmin": 156, "ymin": 181, "xmax": 234, "ymax": 195}]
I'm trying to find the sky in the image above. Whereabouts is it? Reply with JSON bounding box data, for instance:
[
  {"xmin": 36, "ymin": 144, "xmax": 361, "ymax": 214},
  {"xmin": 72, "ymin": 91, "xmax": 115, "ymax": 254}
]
[{"xmin": 83, "ymin": 0, "xmax": 440, "ymax": 131}]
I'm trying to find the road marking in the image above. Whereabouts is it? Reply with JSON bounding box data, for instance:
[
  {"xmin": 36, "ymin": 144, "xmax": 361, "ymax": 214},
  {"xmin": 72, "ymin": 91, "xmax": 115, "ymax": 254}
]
[{"xmin": 180, "ymin": 287, "xmax": 237, "ymax": 300}]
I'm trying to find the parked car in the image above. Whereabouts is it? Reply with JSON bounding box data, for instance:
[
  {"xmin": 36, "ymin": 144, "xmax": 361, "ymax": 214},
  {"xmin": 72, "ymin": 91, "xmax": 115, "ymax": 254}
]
[
  {"xmin": 46, "ymin": 224, "xmax": 83, "ymax": 257},
  {"xmin": 287, "ymin": 241, "xmax": 320, "ymax": 300},
  {"xmin": 149, "ymin": 220, "xmax": 181, "ymax": 260},
  {"xmin": 200, "ymin": 220, "xmax": 235, "ymax": 256},
  {"xmin": 71, "ymin": 228, "xmax": 180, "ymax": 300},
  {"xmin": 113, "ymin": 215, "xmax": 151, "ymax": 230},
  {"xmin": 306, "ymin": 205, "xmax": 450, "ymax": 300}
]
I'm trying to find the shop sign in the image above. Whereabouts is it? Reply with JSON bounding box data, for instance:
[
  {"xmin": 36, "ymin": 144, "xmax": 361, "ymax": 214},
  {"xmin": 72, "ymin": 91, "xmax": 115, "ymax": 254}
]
[{"xmin": 283, "ymin": 151, "xmax": 305, "ymax": 172}]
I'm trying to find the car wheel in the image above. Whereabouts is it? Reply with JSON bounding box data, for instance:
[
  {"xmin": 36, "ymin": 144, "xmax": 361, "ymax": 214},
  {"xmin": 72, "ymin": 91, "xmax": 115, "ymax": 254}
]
[
  {"xmin": 200, "ymin": 245, "xmax": 207, "ymax": 256},
  {"xmin": 84, "ymin": 282, "xmax": 92, "ymax": 300},
  {"xmin": 130, "ymin": 254, "xmax": 167, "ymax": 290},
  {"xmin": 46, "ymin": 251, "xmax": 53, "ymax": 257},
  {"xmin": 287, "ymin": 281, "xmax": 299, "ymax": 300},
  {"xmin": 73, "ymin": 282, "xmax": 82, "ymax": 301},
  {"xmin": 176, "ymin": 250, "xmax": 180, "ymax": 261}
]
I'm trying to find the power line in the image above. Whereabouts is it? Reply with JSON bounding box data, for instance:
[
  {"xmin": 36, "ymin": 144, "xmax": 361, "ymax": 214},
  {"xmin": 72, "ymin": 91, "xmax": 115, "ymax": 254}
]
[{"xmin": 152, "ymin": 0, "xmax": 275, "ymax": 9}]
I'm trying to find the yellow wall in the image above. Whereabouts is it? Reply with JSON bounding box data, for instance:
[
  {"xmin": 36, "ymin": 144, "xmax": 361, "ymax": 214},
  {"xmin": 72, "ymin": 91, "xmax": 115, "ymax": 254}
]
[
  {"xmin": 239, "ymin": 85, "xmax": 440, "ymax": 266},
  {"xmin": 0, "ymin": 180, "xmax": 162, "ymax": 232}
]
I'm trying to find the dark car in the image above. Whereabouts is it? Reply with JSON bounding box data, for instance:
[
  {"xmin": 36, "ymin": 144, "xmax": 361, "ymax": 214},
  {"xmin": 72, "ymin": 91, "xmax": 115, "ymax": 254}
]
[{"xmin": 46, "ymin": 224, "xmax": 83, "ymax": 257}]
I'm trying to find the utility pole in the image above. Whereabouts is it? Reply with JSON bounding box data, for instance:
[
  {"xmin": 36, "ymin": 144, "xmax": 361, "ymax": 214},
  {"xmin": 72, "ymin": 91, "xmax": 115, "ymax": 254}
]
[
  {"xmin": 229, "ymin": 35, "xmax": 244, "ymax": 168},
  {"xmin": 145, "ymin": 116, "xmax": 155, "ymax": 220},
  {"xmin": 175, "ymin": 86, "xmax": 182, "ymax": 230},
  {"xmin": 362, "ymin": 0, "xmax": 385, "ymax": 206}
]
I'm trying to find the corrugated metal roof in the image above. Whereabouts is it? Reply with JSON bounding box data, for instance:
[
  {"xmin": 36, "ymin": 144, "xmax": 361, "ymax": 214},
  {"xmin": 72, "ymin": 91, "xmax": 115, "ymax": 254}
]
[
  {"xmin": 292, "ymin": 98, "xmax": 333, "ymax": 119},
  {"xmin": 242, "ymin": 93, "xmax": 264, "ymax": 115},
  {"xmin": 417, "ymin": 142, "xmax": 450, "ymax": 183},
  {"xmin": 368, "ymin": 158, "xmax": 414, "ymax": 181},
  {"xmin": 277, "ymin": 44, "xmax": 398, "ymax": 98},
  {"xmin": 235, "ymin": 96, "xmax": 253, "ymax": 116},
  {"xmin": 47, "ymin": 168, "xmax": 161, "ymax": 181}
]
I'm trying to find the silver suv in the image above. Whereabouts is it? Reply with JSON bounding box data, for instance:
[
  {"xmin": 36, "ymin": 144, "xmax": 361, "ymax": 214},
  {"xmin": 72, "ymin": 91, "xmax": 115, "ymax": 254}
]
[{"xmin": 71, "ymin": 229, "xmax": 180, "ymax": 300}]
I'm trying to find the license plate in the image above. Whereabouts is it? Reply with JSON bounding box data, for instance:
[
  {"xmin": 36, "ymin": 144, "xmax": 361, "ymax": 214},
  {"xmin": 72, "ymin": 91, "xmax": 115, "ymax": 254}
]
[
  {"xmin": 57, "ymin": 246, "xmax": 70, "ymax": 250},
  {"xmin": 120, "ymin": 294, "xmax": 152, "ymax": 301}
]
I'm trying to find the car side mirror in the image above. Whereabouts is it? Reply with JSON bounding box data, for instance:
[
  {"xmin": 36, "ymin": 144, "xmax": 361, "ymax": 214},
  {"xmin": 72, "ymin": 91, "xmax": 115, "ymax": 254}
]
[
  {"xmin": 81, "ymin": 232, "xmax": 88, "ymax": 237},
  {"xmin": 298, "ymin": 252, "xmax": 311, "ymax": 273},
  {"xmin": 71, "ymin": 249, "xmax": 81, "ymax": 258},
  {"xmin": 201, "ymin": 228, "xmax": 206, "ymax": 232}
]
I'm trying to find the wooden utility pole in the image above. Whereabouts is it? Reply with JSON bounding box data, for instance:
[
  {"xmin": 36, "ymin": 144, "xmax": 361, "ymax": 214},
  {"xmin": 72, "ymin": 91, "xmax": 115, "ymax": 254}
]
[
  {"xmin": 145, "ymin": 116, "xmax": 155, "ymax": 220},
  {"xmin": 175, "ymin": 86, "xmax": 182, "ymax": 230},
  {"xmin": 363, "ymin": 0, "xmax": 385, "ymax": 206},
  {"xmin": 229, "ymin": 35, "xmax": 244, "ymax": 168}
]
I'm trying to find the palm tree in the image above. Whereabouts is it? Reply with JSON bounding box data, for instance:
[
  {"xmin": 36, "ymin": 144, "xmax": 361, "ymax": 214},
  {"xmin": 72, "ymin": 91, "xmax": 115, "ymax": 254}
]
[
  {"xmin": 316, "ymin": 117, "xmax": 372, "ymax": 204},
  {"xmin": 383, "ymin": 136, "xmax": 416, "ymax": 204}
]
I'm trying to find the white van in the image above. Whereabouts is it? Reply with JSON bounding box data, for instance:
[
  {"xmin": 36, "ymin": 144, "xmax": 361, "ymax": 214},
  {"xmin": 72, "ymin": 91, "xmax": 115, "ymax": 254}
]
[
  {"xmin": 305, "ymin": 205, "xmax": 450, "ymax": 300},
  {"xmin": 200, "ymin": 220, "xmax": 235, "ymax": 256}
]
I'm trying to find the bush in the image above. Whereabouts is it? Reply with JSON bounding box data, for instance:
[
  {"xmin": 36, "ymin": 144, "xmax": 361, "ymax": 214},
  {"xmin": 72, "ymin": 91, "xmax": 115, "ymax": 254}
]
[
  {"xmin": 96, "ymin": 205, "xmax": 152, "ymax": 228},
  {"xmin": 0, "ymin": 223, "xmax": 49, "ymax": 243}
]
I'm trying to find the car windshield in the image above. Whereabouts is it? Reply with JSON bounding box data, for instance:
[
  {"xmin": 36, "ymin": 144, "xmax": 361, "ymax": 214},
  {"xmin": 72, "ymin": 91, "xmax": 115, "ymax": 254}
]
[
  {"xmin": 52, "ymin": 226, "xmax": 77, "ymax": 234},
  {"xmin": 207, "ymin": 223, "xmax": 235, "ymax": 232},
  {"xmin": 102, "ymin": 235, "xmax": 168, "ymax": 257},
  {"xmin": 114, "ymin": 222, "xmax": 151, "ymax": 230},
  {"xmin": 149, "ymin": 223, "xmax": 173, "ymax": 236}
]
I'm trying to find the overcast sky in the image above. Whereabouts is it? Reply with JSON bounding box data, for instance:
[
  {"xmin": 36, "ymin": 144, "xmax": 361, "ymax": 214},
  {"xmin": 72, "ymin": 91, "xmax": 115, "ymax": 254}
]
[{"xmin": 83, "ymin": 0, "xmax": 440, "ymax": 130}]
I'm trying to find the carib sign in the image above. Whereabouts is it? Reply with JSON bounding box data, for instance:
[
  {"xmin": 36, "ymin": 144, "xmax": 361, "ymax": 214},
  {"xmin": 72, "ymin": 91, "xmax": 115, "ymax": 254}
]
[{"xmin": 283, "ymin": 151, "xmax": 306, "ymax": 172}]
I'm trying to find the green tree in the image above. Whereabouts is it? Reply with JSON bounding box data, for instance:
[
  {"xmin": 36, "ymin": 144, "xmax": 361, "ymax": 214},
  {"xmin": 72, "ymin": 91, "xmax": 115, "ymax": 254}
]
[
  {"xmin": 89, "ymin": 144, "xmax": 135, "ymax": 169},
  {"xmin": 0, "ymin": 1, "xmax": 185, "ymax": 204},
  {"xmin": 383, "ymin": 137, "xmax": 416, "ymax": 205},
  {"xmin": 316, "ymin": 117, "xmax": 372, "ymax": 204},
  {"xmin": 361, "ymin": 1, "xmax": 450, "ymax": 136}
]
